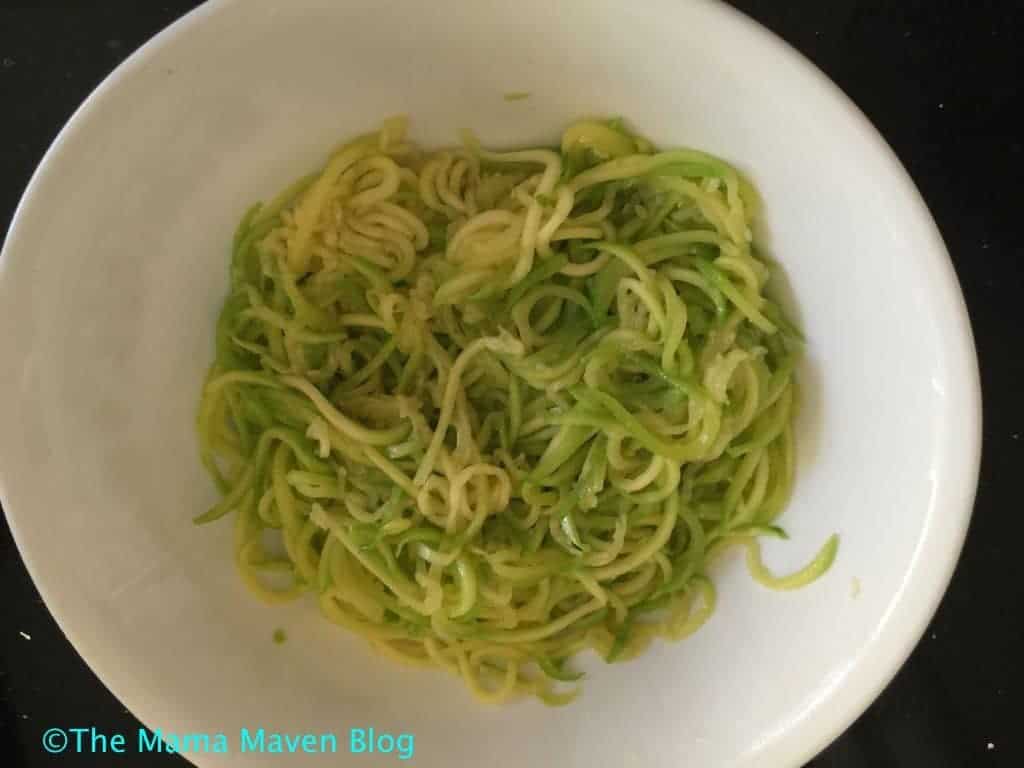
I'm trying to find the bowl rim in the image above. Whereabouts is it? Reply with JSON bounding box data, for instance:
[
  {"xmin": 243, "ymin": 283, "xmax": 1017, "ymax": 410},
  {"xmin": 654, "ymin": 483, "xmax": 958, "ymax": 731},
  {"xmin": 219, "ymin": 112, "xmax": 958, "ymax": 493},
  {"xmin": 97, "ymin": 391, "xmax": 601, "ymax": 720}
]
[{"xmin": 0, "ymin": 0, "xmax": 982, "ymax": 765}]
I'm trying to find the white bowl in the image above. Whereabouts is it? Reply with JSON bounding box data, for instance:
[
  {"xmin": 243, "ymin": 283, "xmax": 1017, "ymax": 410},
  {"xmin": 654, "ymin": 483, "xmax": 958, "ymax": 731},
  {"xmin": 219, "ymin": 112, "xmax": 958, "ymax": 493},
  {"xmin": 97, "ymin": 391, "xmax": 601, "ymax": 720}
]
[{"xmin": 0, "ymin": 1, "xmax": 980, "ymax": 766}]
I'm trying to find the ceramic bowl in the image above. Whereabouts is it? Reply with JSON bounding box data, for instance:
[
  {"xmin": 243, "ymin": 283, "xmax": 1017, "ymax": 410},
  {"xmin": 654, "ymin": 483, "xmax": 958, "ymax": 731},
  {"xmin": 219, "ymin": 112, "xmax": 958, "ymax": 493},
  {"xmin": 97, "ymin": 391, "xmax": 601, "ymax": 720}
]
[{"xmin": 0, "ymin": 1, "xmax": 980, "ymax": 766}]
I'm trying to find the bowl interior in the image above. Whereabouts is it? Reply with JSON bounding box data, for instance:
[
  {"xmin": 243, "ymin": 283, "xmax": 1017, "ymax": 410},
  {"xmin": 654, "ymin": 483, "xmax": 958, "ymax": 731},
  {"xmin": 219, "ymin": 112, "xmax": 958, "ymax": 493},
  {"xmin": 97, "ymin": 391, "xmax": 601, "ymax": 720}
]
[{"xmin": 0, "ymin": 1, "xmax": 978, "ymax": 766}]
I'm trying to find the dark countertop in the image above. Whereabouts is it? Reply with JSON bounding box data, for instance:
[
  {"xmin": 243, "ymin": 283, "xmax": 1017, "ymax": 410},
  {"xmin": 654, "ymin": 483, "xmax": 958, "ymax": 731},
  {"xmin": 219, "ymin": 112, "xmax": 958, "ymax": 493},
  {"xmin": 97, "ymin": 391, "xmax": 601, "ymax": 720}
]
[{"xmin": 1, "ymin": 2, "xmax": 1020, "ymax": 766}]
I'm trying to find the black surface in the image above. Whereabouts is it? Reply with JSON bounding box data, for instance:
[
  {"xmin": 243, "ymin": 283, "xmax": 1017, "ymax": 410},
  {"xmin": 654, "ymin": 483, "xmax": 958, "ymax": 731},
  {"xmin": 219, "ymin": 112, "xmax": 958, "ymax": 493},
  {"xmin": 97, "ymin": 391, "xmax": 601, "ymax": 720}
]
[{"xmin": 1, "ymin": 1, "xmax": 1020, "ymax": 766}]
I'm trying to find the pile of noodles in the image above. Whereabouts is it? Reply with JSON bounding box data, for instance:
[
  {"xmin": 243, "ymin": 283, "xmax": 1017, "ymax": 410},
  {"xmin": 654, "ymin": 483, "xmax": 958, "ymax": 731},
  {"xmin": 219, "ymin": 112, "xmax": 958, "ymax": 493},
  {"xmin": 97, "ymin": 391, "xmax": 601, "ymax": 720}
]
[{"xmin": 196, "ymin": 117, "xmax": 836, "ymax": 704}]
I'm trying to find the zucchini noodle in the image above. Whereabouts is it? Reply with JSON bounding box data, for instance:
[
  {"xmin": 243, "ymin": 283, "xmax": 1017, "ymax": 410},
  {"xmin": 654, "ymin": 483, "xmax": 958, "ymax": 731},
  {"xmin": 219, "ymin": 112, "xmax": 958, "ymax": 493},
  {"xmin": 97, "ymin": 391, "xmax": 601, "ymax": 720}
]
[{"xmin": 196, "ymin": 116, "xmax": 836, "ymax": 704}]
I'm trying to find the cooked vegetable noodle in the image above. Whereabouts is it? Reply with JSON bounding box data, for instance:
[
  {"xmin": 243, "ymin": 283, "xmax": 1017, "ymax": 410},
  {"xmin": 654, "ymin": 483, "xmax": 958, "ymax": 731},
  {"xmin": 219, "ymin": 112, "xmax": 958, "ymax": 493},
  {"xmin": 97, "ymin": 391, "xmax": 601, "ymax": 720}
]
[{"xmin": 196, "ymin": 116, "xmax": 836, "ymax": 704}]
